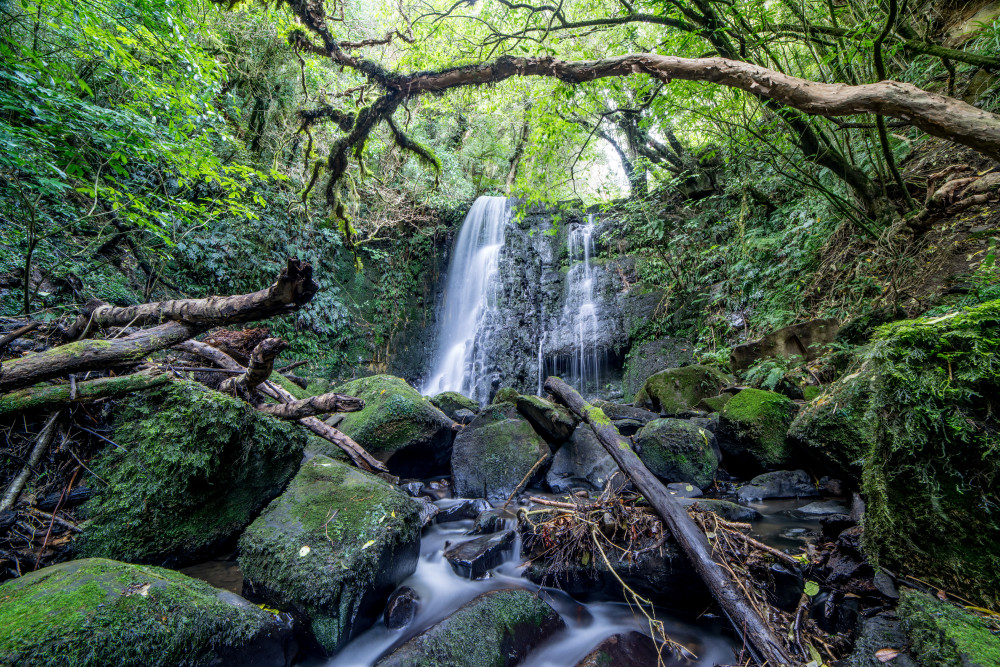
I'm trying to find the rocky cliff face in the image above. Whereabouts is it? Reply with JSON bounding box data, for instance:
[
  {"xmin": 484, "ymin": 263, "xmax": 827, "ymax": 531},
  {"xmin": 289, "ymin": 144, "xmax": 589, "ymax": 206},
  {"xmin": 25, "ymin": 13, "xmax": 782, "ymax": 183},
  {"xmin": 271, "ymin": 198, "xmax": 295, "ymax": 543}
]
[{"xmin": 409, "ymin": 201, "xmax": 651, "ymax": 401}]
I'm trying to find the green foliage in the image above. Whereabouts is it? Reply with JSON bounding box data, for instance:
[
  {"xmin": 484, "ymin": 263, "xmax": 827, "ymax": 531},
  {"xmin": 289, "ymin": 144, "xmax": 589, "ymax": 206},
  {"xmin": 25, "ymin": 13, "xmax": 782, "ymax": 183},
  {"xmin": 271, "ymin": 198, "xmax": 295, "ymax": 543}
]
[{"xmin": 862, "ymin": 300, "xmax": 1000, "ymax": 608}]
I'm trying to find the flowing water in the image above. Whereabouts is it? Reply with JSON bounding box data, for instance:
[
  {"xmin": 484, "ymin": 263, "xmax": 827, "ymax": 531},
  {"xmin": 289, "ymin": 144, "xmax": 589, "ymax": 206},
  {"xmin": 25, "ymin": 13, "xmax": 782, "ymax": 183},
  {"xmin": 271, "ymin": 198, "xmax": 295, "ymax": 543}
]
[
  {"xmin": 558, "ymin": 215, "xmax": 604, "ymax": 397},
  {"xmin": 422, "ymin": 196, "xmax": 511, "ymax": 404},
  {"xmin": 315, "ymin": 515, "xmax": 738, "ymax": 667}
]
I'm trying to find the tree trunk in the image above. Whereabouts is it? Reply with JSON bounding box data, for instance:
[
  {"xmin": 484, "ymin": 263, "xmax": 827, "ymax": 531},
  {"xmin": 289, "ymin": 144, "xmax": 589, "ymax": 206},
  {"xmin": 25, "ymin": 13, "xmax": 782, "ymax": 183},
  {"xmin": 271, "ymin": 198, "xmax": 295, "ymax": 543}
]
[
  {"xmin": 543, "ymin": 376, "xmax": 792, "ymax": 667},
  {"xmin": 219, "ymin": 337, "xmax": 289, "ymax": 394},
  {"xmin": 0, "ymin": 370, "xmax": 171, "ymax": 416},
  {"xmin": 65, "ymin": 258, "xmax": 318, "ymax": 338},
  {"xmin": 255, "ymin": 393, "xmax": 364, "ymax": 419}
]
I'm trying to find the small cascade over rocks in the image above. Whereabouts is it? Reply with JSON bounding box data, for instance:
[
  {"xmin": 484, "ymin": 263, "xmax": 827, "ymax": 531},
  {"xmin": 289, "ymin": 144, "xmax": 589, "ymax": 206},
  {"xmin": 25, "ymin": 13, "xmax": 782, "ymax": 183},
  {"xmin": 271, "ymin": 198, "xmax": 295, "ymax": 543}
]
[
  {"xmin": 423, "ymin": 196, "xmax": 511, "ymax": 404},
  {"xmin": 546, "ymin": 214, "xmax": 607, "ymax": 398}
]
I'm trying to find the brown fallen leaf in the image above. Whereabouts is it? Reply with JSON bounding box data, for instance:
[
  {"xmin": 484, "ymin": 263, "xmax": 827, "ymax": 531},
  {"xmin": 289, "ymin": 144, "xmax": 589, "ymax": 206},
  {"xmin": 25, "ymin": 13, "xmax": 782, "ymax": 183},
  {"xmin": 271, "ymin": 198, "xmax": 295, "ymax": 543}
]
[
  {"xmin": 937, "ymin": 589, "xmax": 948, "ymax": 601},
  {"xmin": 875, "ymin": 648, "xmax": 900, "ymax": 663}
]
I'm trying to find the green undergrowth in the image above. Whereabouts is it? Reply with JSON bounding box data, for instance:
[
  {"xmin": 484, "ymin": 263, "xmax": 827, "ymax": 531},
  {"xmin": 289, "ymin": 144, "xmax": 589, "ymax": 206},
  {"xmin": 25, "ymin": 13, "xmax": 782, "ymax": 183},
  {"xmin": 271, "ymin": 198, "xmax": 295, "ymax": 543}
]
[
  {"xmin": 78, "ymin": 380, "xmax": 306, "ymax": 564},
  {"xmin": 898, "ymin": 589, "xmax": 1000, "ymax": 666},
  {"xmin": 862, "ymin": 300, "xmax": 1000, "ymax": 608}
]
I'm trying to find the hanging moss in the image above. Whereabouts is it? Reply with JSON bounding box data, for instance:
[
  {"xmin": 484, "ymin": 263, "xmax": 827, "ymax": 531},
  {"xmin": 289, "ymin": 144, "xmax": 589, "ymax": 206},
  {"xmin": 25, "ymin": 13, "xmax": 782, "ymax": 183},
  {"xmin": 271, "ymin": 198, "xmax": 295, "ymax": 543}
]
[
  {"xmin": 0, "ymin": 558, "xmax": 285, "ymax": 667},
  {"xmin": 77, "ymin": 380, "xmax": 306, "ymax": 565},
  {"xmin": 862, "ymin": 300, "xmax": 1000, "ymax": 608}
]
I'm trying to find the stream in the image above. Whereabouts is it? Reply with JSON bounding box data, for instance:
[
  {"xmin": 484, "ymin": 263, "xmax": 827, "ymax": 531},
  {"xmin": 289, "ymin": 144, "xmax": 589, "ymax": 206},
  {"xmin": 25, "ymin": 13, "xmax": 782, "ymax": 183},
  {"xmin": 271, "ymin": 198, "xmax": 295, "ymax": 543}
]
[{"xmin": 185, "ymin": 494, "xmax": 831, "ymax": 666}]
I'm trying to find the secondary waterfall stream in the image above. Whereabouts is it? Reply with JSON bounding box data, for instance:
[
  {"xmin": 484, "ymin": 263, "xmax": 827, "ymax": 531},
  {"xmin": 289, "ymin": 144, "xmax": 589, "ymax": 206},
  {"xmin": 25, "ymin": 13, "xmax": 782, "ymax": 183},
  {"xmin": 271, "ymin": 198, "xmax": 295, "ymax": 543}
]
[
  {"xmin": 554, "ymin": 214, "xmax": 604, "ymax": 397},
  {"xmin": 422, "ymin": 196, "xmax": 510, "ymax": 404}
]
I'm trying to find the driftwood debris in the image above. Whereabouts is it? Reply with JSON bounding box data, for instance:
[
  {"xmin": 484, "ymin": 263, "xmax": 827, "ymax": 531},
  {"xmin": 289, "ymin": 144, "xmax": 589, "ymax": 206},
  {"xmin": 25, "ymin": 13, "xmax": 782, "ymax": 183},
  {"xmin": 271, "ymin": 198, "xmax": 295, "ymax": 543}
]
[
  {"xmin": 543, "ymin": 376, "xmax": 793, "ymax": 667},
  {"xmin": 0, "ymin": 412, "xmax": 61, "ymax": 514}
]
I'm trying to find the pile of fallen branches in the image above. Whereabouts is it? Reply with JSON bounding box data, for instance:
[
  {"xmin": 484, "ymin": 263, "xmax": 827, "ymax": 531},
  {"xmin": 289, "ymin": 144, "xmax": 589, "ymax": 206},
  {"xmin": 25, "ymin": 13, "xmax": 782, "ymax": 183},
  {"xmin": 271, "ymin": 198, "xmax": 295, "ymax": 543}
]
[
  {"xmin": 520, "ymin": 486, "xmax": 847, "ymax": 665},
  {"xmin": 0, "ymin": 259, "xmax": 391, "ymax": 576}
]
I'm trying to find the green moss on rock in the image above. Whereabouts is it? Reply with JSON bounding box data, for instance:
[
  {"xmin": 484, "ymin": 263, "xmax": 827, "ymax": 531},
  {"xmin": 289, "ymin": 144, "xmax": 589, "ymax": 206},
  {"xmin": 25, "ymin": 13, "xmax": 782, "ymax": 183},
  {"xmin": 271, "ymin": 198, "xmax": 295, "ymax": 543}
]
[
  {"xmin": 898, "ymin": 589, "xmax": 1000, "ymax": 667},
  {"xmin": 516, "ymin": 394, "xmax": 576, "ymax": 444},
  {"xmin": 634, "ymin": 418, "xmax": 718, "ymax": 488},
  {"xmin": 452, "ymin": 410, "xmax": 551, "ymax": 501},
  {"xmin": 333, "ymin": 374, "xmax": 453, "ymax": 477},
  {"xmin": 718, "ymin": 388, "xmax": 797, "ymax": 468},
  {"xmin": 633, "ymin": 365, "xmax": 732, "ymax": 414},
  {"xmin": 788, "ymin": 370, "xmax": 873, "ymax": 483},
  {"xmin": 78, "ymin": 380, "xmax": 305, "ymax": 565},
  {"xmin": 861, "ymin": 301, "xmax": 1000, "ymax": 609},
  {"xmin": 492, "ymin": 387, "xmax": 520, "ymax": 404},
  {"xmin": 0, "ymin": 558, "xmax": 288, "ymax": 667},
  {"xmin": 430, "ymin": 391, "xmax": 479, "ymax": 419},
  {"xmin": 238, "ymin": 455, "xmax": 421, "ymax": 655},
  {"xmin": 374, "ymin": 589, "xmax": 564, "ymax": 667},
  {"xmin": 697, "ymin": 393, "xmax": 733, "ymax": 413}
]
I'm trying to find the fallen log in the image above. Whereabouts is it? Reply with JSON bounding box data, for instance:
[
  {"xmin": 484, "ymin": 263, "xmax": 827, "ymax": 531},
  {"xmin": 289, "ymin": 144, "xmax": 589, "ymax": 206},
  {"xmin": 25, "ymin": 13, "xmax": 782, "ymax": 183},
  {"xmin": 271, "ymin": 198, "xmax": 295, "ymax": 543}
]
[
  {"xmin": 0, "ymin": 321, "xmax": 40, "ymax": 351},
  {"xmin": 543, "ymin": 376, "xmax": 792, "ymax": 667},
  {"xmin": 255, "ymin": 392, "xmax": 363, "ymax": 419},
  {"xmin": 1, "ymin": 261, "xmax": 320, "ymax": 394},
  {"xmin": 0, "ymin": 370, "xmax": 171, "ymax": 416},
  {"xmin": 178, "ymin": 339, "xmax": 387, "ymax": 473},
  {"xmin": 219, "ymin": 337, "xmax": 289, "ymax": 394},
  {"xmin": 65, "ymin": 258, "xmax": 318, "ymax": 338}
]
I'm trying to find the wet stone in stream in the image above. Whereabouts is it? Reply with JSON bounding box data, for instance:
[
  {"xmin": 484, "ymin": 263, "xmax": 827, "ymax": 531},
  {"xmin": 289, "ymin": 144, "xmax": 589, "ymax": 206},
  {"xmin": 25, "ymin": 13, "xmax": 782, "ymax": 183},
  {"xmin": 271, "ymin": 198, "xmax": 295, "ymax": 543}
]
[
  {"xmin": 444, "ymin": 529, "xmax": 516, "ymax": 579},
  {"xmin": 384, "ymin": 586, "xmax": 420, "ymax": 630}
]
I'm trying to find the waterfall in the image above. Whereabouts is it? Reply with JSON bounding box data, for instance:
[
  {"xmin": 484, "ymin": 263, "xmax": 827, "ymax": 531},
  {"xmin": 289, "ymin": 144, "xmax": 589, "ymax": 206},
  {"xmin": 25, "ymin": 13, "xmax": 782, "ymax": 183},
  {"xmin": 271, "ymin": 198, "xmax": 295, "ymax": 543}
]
[
  {"xmin": 549, "ymin": 214, "xmax": 605, "ymax": 397},
  {"xmin": 423, "ymin": 196, "xmax": 510, "ymax": 404}
]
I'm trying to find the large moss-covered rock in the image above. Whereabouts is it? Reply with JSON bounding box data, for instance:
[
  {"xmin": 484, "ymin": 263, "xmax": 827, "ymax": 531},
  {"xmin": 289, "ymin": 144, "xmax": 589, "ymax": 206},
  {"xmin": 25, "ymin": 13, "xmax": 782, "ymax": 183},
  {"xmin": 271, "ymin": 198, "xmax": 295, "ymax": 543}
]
[
  {"xmin": 77, "ymin": 381, "xmax": 305, "ymax": 566},
  {"xmin": 633, "ymin": 418, "xmax": 718, "ymax": 489},
  {"xmin": 633, "ymin": 365, "xmax": 732, "ymax": 414},
  {"xmin": 897, "ymin": 589, "xmax": 1000, "ymax": 667},
  {"xmin": 0, "ymin": 558, "xmax": 294, "ymax": 667},
  {"xmin": 374, "ymin": 588, "xmax": 564, "ymax": 667},
  {"xmin": 239, "ymin": 455, "xmax": 421, "ymax": 655},
  {"xmin": 717, "ymin": 388, "xmax": 797, "ymax": 469},
  {"xmin": 788, "ymin": 369, "xmax": 873, "ymax": 483},
  {"xmin": 861, "ymin": 301, "xmax": 1000, "ymax": 609},
  {"xmin": 430, "ymin": 391, "xmax": 479, "ymax": 420},
  {"xmin": 452, "ymin": 405, "xmax": 551, "ymax": 502},
  {"xmin": 333, "ymin": 375, "xmax": 453, "ymax": 478}
]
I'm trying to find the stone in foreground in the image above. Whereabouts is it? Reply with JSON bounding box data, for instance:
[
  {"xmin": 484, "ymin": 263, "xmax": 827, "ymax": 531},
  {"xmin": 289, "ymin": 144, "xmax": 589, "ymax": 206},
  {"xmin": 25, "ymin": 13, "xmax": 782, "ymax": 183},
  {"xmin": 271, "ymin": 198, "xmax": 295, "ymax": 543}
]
[
  {"xmin": 239, "ymin": 455, "xmax": 421, "ymax": 656},
  {"xmin": 575, "ymin": 631, "xmax": 678, "ymax": 667},
  {"xmin": 0, "ymin": 558, "xmax": 294, "ymax": 667},
  {"xmin": 444, "ymin": 530, "xmax": 516, "ymax": 578},
  {"xmin": 547, "ymin": 423, "xmax": 621, "ymax": 493},
  {"xmin": 374, "ymin": 588, "xmax": 564, "ymax": 667}
]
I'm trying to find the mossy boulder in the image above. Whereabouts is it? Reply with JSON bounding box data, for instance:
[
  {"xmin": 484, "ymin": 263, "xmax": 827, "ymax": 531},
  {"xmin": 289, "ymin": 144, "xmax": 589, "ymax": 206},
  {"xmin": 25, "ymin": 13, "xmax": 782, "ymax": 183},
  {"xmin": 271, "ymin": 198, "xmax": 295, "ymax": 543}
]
[
  {"xmin": 633, "ymin": 365, "xmax": 732, "ymax": 414},
  {"xmin": 77, "ymin": 380, "xmax": 306, "ymax": 566},
  {"xmin": 0, "ymin": 558, "xmax": 294, "ymax": 667},
  {"xmin": 452, "ymin": 406, "xmax": 551, "ymax": 502},
  {"xmin": 788, "ymin": 369, "xmax": 873, "ymax": 483},
  {"xmin": 898, "ymin": 589, "xmax": 1000, "ymax": 666},
  {"xmin": 515, "ymin": 394, "xmax": 577, "ymax": 445},
  {"xmin": 430, "ymin": 391, "xmax": 479, "ymax": 420},
  {"xmin": 697, "ymin": 393, "xmax": 733, "ymax": 413},
  {"xmin": 239, "ymin": 455, "xmax": 421, "ymax": 656},
  {"xmin": 374, "ymin": 588, "xmax": 564, "ymax": 667},
  {"xmin": 633, "ymin": 419, "xmax": 718, "ymax": 489},
  {"xmin": 333, "ymin": 375, "xmax": 454, "ymax": 478},
  {"xmin": 861, "ymin": 301, "xmax": 1000, "ymax": 608},
  {"xmin": 717, "ymin": 388, "xmax": 797, "ymax": 469}
]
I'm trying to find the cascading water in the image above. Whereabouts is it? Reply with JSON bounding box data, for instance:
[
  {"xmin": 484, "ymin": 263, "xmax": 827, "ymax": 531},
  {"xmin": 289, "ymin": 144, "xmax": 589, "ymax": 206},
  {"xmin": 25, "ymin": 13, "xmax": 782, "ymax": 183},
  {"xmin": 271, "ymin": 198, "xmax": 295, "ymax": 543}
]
[
  {"xmin": 549, "ymin": 214, "xmax": 606, "ymax": 397},
  {"xmin": 423, "ymin": 196, "xmax": 510, "ymax": 404}
]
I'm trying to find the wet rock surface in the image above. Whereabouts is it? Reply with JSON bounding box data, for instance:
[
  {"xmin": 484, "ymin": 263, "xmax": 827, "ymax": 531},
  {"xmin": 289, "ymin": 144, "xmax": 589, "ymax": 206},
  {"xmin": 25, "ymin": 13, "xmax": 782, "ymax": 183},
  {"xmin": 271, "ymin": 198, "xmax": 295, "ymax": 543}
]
[
  {"xmin": 468, "ymin": 509, "xmax": 506, "ymax": 535},
  {"xmin": 515, "ymin": 394, "xmax": 577, "ymax": 445},
  {"xmin": 633, "ymin": 365, "xmax": 732, "ymax": 414},
  {"xmin": 546, "ymin": 423, "xmax": 621, "ymax": 493},
  {"xmin": 717, "ymin": 388, "xmax": 798, "ymax": 469},
  {"xmin": 383, "ymin": 586, "xmax": 419, "ymax": 630},
  {"xmin": 435, "ymin": 498, "xmax": 492, "ymax": 524},
  {"xmin": 620, "ymin": 337, "xmax": 695, "ymax": 400},
  {"xmin": 238, "ymin": 456, "xmax": 422, "ymax": 656},
  {"xmin": 443, "ymin": 529, "xmax": 516, "ymax": 579},
  {"xmin": 737, "ymin": 469, "xmax": 819, "ymax": 502},
  {"xmin": 373, "ymin": 588, "xmax": 565, "ymax": 667},
  {"xmin": 574, "ymin": 631, "xmax": 675, "ymax": 667}
]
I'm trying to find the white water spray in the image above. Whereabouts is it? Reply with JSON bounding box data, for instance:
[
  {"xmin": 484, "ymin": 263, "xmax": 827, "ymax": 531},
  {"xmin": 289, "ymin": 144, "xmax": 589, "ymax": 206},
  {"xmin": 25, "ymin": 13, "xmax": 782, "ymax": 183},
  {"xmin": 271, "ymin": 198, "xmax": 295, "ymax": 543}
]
[{"xmin": 423, "ymin": 196, "xmax": 510, "ymax": 403}]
